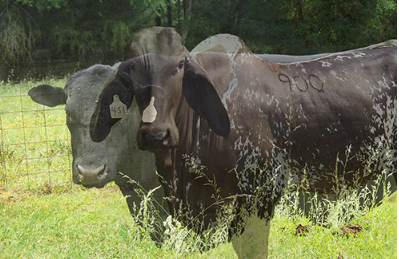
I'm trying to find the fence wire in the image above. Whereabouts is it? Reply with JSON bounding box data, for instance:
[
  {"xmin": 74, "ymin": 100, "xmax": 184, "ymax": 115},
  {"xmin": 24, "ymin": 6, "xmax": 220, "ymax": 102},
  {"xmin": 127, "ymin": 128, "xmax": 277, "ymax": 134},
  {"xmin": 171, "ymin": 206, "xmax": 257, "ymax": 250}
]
[{"xmin": 0, "ymin": 79, "xmax": 73, "ymax": 191}]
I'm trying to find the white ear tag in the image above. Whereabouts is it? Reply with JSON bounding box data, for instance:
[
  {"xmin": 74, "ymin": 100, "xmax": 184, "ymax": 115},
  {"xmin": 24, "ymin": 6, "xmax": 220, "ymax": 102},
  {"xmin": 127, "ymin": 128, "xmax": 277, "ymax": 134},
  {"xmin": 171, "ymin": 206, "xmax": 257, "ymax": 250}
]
[
  {"xmin": 142, "ymin": 97, "xmax": 157, "ymax": 123},
  {"xmin": 109, "ymin": 95, "xmax": 129, "ymax": 119}
]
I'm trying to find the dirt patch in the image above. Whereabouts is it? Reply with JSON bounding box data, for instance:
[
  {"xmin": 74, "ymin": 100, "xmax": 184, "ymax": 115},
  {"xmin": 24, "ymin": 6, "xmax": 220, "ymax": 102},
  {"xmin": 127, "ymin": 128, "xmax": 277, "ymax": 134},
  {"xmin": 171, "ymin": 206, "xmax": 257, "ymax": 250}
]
[
  {"xmin": 0, "ymin": 185, "xmax": 73, "ymax": 203},
  {"xmin": 388, "ymin": 195, "xmax": 396, "ymax": 202},
  {"xmin": 294, "ymin": 224, "xmax": 310, "ymax": 235},
  {"xmin": 333, "ymin": 225, "xmax": 362, "ymax": 238},
  {"xmin": 0, "ymin": 189, "xmax": 22, "ymax": 202}
]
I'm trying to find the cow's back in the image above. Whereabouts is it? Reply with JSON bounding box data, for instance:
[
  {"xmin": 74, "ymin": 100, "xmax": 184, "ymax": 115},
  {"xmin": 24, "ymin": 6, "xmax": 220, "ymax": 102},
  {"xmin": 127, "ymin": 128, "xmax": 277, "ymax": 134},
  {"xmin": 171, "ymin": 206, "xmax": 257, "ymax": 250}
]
[{"xmin": 265, "ymin": 47, "xmax": 396, "ymax": 192}]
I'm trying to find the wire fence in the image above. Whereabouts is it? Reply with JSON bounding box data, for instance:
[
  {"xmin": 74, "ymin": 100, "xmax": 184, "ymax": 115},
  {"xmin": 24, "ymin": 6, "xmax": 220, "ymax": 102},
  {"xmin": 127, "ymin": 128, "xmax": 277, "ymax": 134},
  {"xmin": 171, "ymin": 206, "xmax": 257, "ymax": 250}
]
[
  {"xmin": 1, "ymin": 76, "xmax": 396, "ymax": 202},
  {"xmin": 0, "ymin": 78, "xmax": 73, "ymax": 192}
]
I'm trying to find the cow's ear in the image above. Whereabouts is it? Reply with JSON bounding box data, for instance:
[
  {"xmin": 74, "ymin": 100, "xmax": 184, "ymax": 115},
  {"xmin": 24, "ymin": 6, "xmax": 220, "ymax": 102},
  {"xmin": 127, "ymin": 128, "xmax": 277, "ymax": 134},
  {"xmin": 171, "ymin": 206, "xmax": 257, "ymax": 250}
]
[
  {"xmin": 28, "ymin": 84, "xmax": 67, "ymax": 107},
  {"xmin": 90, "ymin": 63, "xmax": 135, "ymax": 142},
  {"xmin": 182, "ymin": 55, "xmax": 230, "ymax": 137}
]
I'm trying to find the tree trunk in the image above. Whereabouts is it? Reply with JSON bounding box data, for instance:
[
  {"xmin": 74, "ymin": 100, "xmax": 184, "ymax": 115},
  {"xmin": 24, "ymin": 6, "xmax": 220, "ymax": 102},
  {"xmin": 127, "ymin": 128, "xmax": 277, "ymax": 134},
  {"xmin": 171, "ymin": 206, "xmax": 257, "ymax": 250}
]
[
  {"xmin": 155, "ymin": 6, "xmax": 162, "ymax": 26},
  {"xmin": 181, "ymin": 0, "xmax": 192, "ymax": 40},
  {"xmin": 167, "ymin": 0, "xmax": 172, "ymax": 27}
]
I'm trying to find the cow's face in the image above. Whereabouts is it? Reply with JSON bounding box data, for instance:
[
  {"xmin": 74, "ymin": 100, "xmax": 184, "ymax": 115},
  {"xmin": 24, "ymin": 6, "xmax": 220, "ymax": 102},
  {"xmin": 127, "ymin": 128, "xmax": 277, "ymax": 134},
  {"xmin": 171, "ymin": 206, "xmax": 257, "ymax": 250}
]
[
  {"xmin": 90, "ymin": 53, "xmax": 230, "ymax": 153},
  {"xmin": 127, "ymin": 27, "xmax": 186, "ymax": 58},
  {"xmin": 64, "ymin": 69, "xmax": 133, "ymax": 188},
  {"xmin": 29, "ymin": 65, "xmax": 138, "ymax": 188}
]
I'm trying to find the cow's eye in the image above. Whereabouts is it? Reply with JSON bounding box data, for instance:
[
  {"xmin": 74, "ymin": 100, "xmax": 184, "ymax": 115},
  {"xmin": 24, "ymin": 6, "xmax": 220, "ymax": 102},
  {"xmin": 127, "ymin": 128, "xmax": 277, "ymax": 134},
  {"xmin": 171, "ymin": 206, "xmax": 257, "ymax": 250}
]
[
  {"xmin": 178, "ymin": 61, "xmax": 185, "ymax": 69},
  {"xmin": 130, "ymin": 63, "xmax": 134, "ymax": 70}
]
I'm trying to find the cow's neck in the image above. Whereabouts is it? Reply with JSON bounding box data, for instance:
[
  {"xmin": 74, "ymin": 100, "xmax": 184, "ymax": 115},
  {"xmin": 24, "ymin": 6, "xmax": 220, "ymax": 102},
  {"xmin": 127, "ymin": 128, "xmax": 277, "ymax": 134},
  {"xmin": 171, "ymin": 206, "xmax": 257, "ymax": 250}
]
[{"xmin": 173, "ymin": 95, "xmax": 198, "ymax": 153}]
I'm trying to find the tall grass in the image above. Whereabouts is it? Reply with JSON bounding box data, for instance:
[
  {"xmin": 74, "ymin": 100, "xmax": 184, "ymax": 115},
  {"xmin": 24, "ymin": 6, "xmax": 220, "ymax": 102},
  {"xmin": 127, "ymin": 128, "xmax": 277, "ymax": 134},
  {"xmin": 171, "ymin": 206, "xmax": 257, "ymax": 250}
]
[
  {"xmin": 126, "ymin": 152, "xmax": 395, "ymax": 258},
  {"xmin": 0, "ymin": 181, "xmax": 396, "ymax": 258}
]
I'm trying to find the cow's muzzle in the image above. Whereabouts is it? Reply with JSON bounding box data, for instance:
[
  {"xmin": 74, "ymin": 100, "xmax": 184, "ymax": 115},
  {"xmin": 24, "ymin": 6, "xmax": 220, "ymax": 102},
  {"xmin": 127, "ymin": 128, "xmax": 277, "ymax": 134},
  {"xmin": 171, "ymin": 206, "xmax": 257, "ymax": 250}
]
[
  {"xmin": 139, "ymin": 129, "xmax": 173, "ymax": 152},
  {"xmin": 76, "ymin": 164, "xmax": 107, "ymax": 188}
]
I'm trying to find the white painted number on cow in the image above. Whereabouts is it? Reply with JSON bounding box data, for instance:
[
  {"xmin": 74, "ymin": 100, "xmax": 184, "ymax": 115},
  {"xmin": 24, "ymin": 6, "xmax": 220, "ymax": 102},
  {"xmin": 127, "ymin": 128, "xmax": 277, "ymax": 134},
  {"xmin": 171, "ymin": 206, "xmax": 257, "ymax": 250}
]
[{"xmin": 109, "ymin": 95, "xmax": 129, "ymax": 119}]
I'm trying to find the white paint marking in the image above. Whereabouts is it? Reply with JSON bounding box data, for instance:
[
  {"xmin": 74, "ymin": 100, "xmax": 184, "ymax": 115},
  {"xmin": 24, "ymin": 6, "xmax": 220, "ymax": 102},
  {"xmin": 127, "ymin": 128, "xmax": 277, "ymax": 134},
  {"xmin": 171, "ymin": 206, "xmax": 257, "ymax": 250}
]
[{"xmin": 319, "ymin": 60, "xmax": 332, "ymax": 67}]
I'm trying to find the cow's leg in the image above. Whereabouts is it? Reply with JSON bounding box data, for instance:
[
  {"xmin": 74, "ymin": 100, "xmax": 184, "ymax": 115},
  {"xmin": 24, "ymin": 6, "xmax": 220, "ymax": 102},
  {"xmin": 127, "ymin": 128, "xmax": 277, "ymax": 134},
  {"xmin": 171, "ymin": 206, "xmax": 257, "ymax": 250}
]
[{"xmin": 232, "ymin": 215, "xmax": 270, "ymax": 259}]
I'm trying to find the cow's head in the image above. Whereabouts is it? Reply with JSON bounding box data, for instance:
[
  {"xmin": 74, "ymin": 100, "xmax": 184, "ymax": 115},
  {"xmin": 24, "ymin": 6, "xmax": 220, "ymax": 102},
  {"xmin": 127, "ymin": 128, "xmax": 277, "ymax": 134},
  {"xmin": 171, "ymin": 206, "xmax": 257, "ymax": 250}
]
[
  {"xmin": 90, "ymin": 52, "xmax": 230, "ymax": 153},
  {"xmin": 127, "ymin": 26, "xmax": 186, "ymax": 58},
  {"xmin": 28, "ymin": 64, "xmax": 153, "ymax": 188}
]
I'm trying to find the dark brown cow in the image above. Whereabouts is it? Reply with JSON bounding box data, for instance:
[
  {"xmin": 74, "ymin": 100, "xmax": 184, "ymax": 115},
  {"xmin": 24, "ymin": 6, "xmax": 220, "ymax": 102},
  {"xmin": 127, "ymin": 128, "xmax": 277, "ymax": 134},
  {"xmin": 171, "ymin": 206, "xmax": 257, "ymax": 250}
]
[{"xmin": 90, "ymin": 39, "xmax": 396, "ymax": 257}]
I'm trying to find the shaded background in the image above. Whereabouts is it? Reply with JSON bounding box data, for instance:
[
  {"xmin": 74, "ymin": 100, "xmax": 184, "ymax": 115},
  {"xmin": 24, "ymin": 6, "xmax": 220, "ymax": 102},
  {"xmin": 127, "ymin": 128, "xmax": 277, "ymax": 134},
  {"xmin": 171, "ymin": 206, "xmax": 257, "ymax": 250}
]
[{"xmin": 0, "ymin": 0, "xmax": 397, "ymax": 80}]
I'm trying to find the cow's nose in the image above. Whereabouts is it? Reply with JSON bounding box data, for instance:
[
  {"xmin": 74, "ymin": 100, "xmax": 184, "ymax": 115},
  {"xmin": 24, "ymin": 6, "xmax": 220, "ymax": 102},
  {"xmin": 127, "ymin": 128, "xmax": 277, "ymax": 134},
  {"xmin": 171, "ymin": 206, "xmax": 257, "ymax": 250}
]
[
  {"xmin": 144, "ymin": 131, "xmax": 168, "ymax": 142},
  {"xmin": 141, "ymin": 130, "xmax": 170, "ymax": 151},
  {"xmin": 76, "ymin": 164, "xmax": 107, "ymax": 186}
]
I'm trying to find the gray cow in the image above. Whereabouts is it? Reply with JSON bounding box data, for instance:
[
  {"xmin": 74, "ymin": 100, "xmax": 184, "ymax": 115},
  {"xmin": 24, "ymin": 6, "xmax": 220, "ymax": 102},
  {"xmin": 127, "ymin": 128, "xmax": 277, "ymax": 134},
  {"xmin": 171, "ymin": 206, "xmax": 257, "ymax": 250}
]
[{"xmin": 28, "ymin": 64, "xmax": 165, "ymax": 216}]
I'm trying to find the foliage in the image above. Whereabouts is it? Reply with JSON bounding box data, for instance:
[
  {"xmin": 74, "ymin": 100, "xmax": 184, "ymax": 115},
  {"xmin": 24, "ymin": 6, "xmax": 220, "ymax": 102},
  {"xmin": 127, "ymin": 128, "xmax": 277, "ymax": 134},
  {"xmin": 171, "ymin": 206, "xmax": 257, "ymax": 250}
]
[
  {"xmin": 182, "ymin": 0, "xmax": 397, "ymax": 53},
  {"xmin": 16, "ymin": 0, "xmax": 68, "ymax": 10},
  {"xmin": 0, "ymin": 0, "xmax": 396, "ymax": 67},
  {"xmin": 0, "ymin": 0, "xmax": 160, "ymax": 67},
  {"xmin": 0, "ymin": 3, "xmax": 36, "ymax": 67}
]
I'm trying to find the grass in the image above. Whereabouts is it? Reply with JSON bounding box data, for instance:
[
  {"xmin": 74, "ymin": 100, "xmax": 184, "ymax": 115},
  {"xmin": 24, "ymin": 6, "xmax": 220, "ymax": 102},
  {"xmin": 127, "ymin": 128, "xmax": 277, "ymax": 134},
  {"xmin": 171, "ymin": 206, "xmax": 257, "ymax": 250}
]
[
  {"xmin": 0, "ymin": 77, "xmax": 71, "ymax": 191},
  {"xmin": 0, "ymin": 78, "xmax": 397, "ymax": 258},
  {"xmin": 268, "ymin": 193, "xmax": 397, "ymax": 258},
  {"xmin": 0, "ymin": 185, "xmax": 237, "ymax": 259},
  {"xmin": 0, "ymin": 185, "xmax": 396, "ymax": 258}
]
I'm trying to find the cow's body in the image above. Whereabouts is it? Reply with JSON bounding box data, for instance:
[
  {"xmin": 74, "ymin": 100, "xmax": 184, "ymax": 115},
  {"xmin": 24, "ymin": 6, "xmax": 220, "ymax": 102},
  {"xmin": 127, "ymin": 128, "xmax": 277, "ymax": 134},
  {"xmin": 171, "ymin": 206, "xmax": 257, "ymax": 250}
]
[
  {"xmin": 91, "ymin": 36, "xmax": 396, "ymax": 257},
  {"xmin": 195, "ymin": 34, "xmax": 397, "ymax": 223},
  {"xmin": 256, "ymin": 39, "xmax": 397, "ymax": 64},
  {"xmin": 158, "ymin": 47, "xmax": 396, "ymax": 225}
]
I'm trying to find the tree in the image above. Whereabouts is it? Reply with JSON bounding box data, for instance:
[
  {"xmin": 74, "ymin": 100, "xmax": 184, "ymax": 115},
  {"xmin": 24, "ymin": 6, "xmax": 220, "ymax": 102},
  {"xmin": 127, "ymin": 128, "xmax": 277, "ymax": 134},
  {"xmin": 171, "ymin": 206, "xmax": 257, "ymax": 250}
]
[
  {"xmin": 181, "ymin": 0, "xmax": 192, "ymax": 39},
  {"xmin": 0, "ymin": 2, "xmax": 36, "ymax": 67},
  {"xmin": 0, "ymin": 0, "xmax": 396, "ymax": 67}
]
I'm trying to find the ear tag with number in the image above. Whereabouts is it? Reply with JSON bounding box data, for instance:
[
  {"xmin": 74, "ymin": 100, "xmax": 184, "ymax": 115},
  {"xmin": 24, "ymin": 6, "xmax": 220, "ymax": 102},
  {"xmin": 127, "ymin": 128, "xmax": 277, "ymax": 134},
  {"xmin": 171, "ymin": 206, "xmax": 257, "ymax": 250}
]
[
  {"xmin": 142, "ymin": 97, "xmax": 157, "ymax": 123},
  {"xmin": 109, "ymin": 95, "xmax": 129, "ymax": 119}
]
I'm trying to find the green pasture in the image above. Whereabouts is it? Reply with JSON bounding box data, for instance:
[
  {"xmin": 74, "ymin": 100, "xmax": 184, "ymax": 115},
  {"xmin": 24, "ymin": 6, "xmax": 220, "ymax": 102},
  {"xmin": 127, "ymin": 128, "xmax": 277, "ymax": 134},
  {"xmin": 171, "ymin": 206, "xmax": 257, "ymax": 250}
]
[
  {"xmin": 0, "ymin": 187, "xmax": 396, "ymax": 258},
  {"xmin": 0, "ymin": 78, "xmax": 397, "ymax": 258},
  {"xmin": 0, "ymin": 77, "xmax": 71, "ymax": 191}
]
